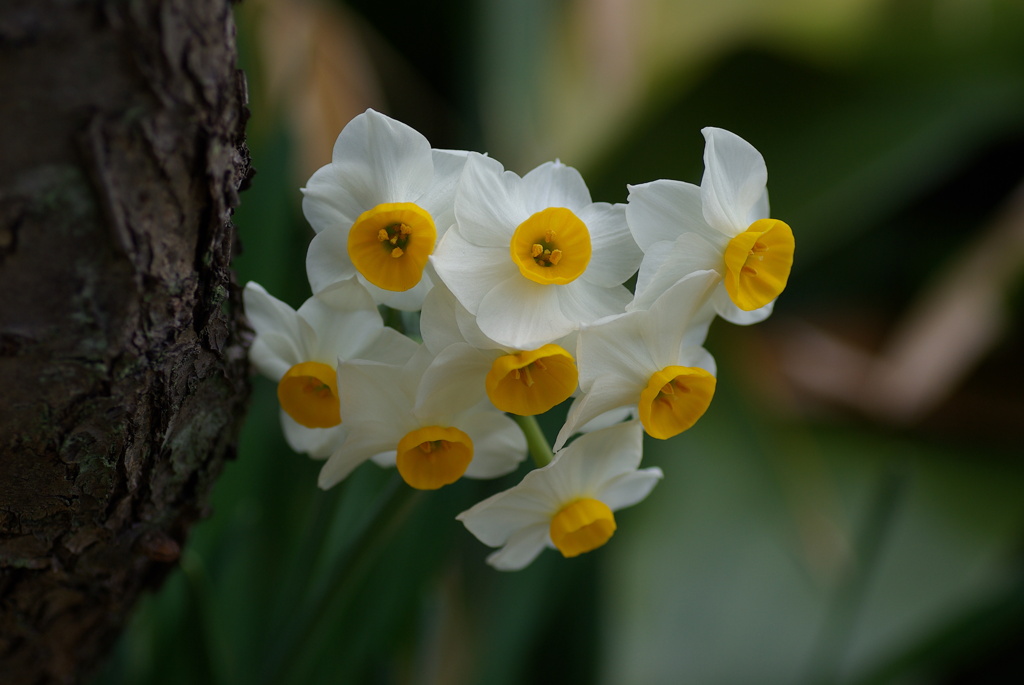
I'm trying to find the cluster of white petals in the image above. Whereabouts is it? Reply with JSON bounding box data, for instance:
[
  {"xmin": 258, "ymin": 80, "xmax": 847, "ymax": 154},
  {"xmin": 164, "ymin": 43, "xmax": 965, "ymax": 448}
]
[
  {"xmin": 245, "ymin": 109, "xmax": 793, "ymax": 570},
  {"xmin": 459, "ymin": 421, "xmax": 661, "ymax": 571},
  {"xmin": 318, "ymin": 346, "xmax": 526, "ymax": 490},
  {"xmin": 243, "ymin": 279, "xmax": 418, "ymax": 458},
  {"xmin": 431, "ymin": 153, "xmax": 641, "ymax": 350}
]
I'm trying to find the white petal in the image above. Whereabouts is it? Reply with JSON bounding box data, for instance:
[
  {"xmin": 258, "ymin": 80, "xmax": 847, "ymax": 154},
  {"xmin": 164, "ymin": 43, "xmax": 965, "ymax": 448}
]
[
  {"xmin": 518, "ymin": 423, "xmax": 640, "ymax": 507},
  {"xmin": 641, "ymin": 270, "xmax": 720, "ymax": 366},
  {"xmin": 625, "ymin": 179, "xmax": 706, "ymax": 250},
  {"xmin": 576, "ymin": 310, "xmax": 655, "ymax": 389},
  {"xmin": 359, "ymin": 270, "xmax": 434, "ymax": 311},
  {"xmin": 363, "ymin": 327, "xmax": 421, "ymax": 365},
  {"xmin": 318, "ymin": 428, "xmax": 397, "ymax": 489},
  {"xmin": 599, "ymin": 467, "xmax": 664, "ymax": 511},
  {"xmin": 630, "ymin": 232, "xmax": 724, "ymax": 312},
  {"xmin": 630, "ymin": 240, "xmax": 672, "ymax": 308},
  {"xmin": 416, "ymin": 148, "xmax": 470, "ymax": 233},
  {"xmin": 420, "ymin": 277, "xmax": 508, "ymax": 353},
  {"xmin": 678, "ymin": 345, "xmax": 717, "ymax": 376},
  {"xmin": 577, "ymin": 405, "xmax": 636, "ymax": 434},
  {"xmin": 700, "ymin": 127, "xmax": 768, "ymax": 235},
  {"xmin": 457, "ymin": 484, "xmax": 552, "ymax": 546},
  {"xmin": 419, "ymin": 284, "xmax": 465, "ymax": 353},
  {"xmin": 671, "ymin": 308, "xmax": 716, "ymax": 357},
  {"xmin": 400, "ymin": 345, "xmax": 436, "ymax": 395},
  {"xmin": 712, "ymin": 286, "xmax": 776, "ymax": 325},
  {"xmin": 310, "ymin": 275, "xmax": 377, "ymax": 312},
  {"xmin": 306, "ymin": 226, "xmax": 357, "ymax": 296},
  {"xmin": 555, "ymin": 281, "xmax": 632, "ymax": 331},
  {"xmin": 476, "ymin": 276, "xmax": 574, "ymax": 349},
  {"xmin": 298, "ymin": 281, "xmax": 382, "ymax": 363},
  {"xmin": 328, "ymin": 109, "xmax": 433, "ymax": 205},
  {"xmin": 249, "ymin": 335, "xmax": 298, "ymax": 380},
  {"xmin": 243, "ymin": 282, "xmax": 309, "ymax": 376},
  {"xmin": 461, "ymin": 408, "xmax": 527, "ymax": 479},
  {"xmin": 300, "ymin": 162, "xmax": 366, "ymax": 235},
  {"xmin": 560, "ymin": 421, "xmax": 645, "ymax": 497},
  {"xmin": 485, "ymin": 523, "xmax": 551, "ymax": 571},
  {"xmin": 415, "ymin": 343, "xmax": 491, "ymax": 420},
  {"xmin": 431, "ymin": 226, "xmax": 515, "ymax": 315},
  {"xmin": 243, "ymin": 282, "xmax": 303, "ymax": 345},
  {"xmin": 369, "ymin": 451, "xmax": 397, "ymax": 468},
  {"xmin": 280, "ymin": 409, "xmax": 347, "ymax": 459},
  {"xmin": 750, "ymin": 187, "xmax": 770, "ymax": 225},
  {"xmin": 460, "ymin": 423, "xmax": 642, "ymax": 561},
  {"xmin": 336, "ymin": 360, "xmax": 413, "ymax": 426},
  {"xmin": 520, "ymin": 160, "xmax": 592, "ymax": 213},
  {"xmin": 453, "ymin": 153, "xmax": 525, "ymax": 248},
  {"xmin": 554, "ymin": 376, "xmax": 642, "ymax": 450},
  {"xmin": 578, "ymin": 203, "xmax": 642, "ymax": 288},
  {"xmin": 455, "ymin": 295, "xmax": 507, "ymax": 351}
]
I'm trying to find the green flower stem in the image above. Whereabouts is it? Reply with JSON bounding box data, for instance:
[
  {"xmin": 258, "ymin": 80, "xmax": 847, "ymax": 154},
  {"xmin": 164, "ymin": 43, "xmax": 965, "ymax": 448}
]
[{"xmin": 513, "ymin": 414, "xmax": 554, "ymax": 468}]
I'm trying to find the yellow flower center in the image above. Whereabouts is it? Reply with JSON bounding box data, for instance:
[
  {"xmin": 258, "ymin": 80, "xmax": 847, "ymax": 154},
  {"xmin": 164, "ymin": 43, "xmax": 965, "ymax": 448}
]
[
  {"xmin": 277, "ymin": 361, "xmax": 342, "ymax": 428},
  {"xmin": 549, "ymin": 498, "xmax": 617, "ymax": 558},
  {"xmin": 347, "ymin": 202, "xmax": 437, "ymax": 291},
  {"xmin": 510, "ymin": 207, "xmax": 592, "ymax": 285},
  {"xmin": 484, "ymin": 344, "xmax": 578, "ymax": 416},
  {"xmin": 395, "ymin": 426, "xmax": 474, "ymax": 490},
  {"xmin": 722, "ymin": 218, "xmax": 794, "ymax": 311},
  {"xmin": 637, "ymin": 366, "xmax": 716, "ymax": 440}
]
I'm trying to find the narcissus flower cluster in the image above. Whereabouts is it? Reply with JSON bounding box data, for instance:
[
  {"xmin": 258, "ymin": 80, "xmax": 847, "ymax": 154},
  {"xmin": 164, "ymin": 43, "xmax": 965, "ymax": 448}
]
[{"xmin": 245, "ymin": 109, "xmax": 794, "ymax": 570}]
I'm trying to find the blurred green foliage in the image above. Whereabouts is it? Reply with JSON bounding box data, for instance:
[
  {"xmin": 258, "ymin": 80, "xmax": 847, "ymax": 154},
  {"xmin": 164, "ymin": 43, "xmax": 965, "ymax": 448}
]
[{"xmin": 91, "ymin": 1, "xmax": 1024, "ymax": 684}]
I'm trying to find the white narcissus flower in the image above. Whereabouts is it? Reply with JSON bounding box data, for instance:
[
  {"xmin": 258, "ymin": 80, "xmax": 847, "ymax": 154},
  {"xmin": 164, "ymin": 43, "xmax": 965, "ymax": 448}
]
[
  {"xmin": 555, "ymin": 271, "xmax": 719, "ymax": 450},
  {"xmin": 627, "ymin": 127, "xmax": 794, "ymax": 324},
  {"xmin": 243, "ymin": 278, "xmax": 418, "ymax": 458},
  {"xmin": 302, "ymin": 109, "xmax": 468, "ymax": 311},
  {"xmin": 317, "ymin": 346, "xmax": 527, "ymax": 491},
  {"xmin": 431, "ymin": 153, "xmax": 642, "ymax": 350},
  {"xmin": 419, "ymin": 284, "xmax": 579, "ymax": 416},
  {"xmin": 457, "ymin": 421, "xmax": 662, "ymax": 571}
]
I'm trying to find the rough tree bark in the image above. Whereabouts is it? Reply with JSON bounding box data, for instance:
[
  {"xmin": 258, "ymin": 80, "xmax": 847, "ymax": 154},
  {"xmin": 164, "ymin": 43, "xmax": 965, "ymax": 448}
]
[{"xmin": 0, "ymin": 1, "xmax": 251, "ymax": 683}]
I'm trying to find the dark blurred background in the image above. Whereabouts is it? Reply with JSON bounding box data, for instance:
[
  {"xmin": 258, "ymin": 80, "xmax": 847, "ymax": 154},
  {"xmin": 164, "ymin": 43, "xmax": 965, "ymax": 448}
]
[{"xmin": 92, "ymin": 0, "xmax": 1024, "ymax": 683}]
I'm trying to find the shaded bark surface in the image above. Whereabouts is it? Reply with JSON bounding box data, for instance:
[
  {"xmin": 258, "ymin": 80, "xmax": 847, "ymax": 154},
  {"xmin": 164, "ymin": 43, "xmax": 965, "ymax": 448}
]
[{"xmin": 0, "ymin": 1, "xmax": 251, "ymax": 682}]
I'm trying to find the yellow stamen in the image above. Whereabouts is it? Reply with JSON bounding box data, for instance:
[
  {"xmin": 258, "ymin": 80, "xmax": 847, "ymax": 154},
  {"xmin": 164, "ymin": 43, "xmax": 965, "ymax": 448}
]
[
  {"xmin": 348, "ymin": 202, "xmax": 437, "ymax": 291},
  {"xmin": 510, "ymin": 207, "xmax": 591, "ymax": 285},
  {"xmin": 637, "ymin": 365, "xmax": 716, "ymax": 439},
  {"xmin": 485, "ymin": 344, "xmax": 578, "ymax": 415},
  {"xmin": 396, "ymin": 426, "xmax": 473, "ymax": 490},
  {"xmin": 549, "ymin": 498, "xmax": 616, "ymax": 558},
  {"xmin": 723, "ymin": 218, "xmax": 794, "ymax": 311},
  {"xmin": 276, "ymin": 361, "xmax": 341, "ymax": 428}
]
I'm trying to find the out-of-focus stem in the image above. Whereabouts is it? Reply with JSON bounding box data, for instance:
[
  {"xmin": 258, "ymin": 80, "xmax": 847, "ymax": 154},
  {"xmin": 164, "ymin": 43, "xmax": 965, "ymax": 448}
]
[{"xmin": 512, "ymin": 414, "xmax": 554, "ymax": 468}]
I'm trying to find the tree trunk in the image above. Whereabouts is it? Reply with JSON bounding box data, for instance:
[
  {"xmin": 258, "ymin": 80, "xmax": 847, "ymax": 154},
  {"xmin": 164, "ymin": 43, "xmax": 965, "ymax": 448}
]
[{"xmin": 0, "ymin": 1, "xmax": 251, "ymax": 683}]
